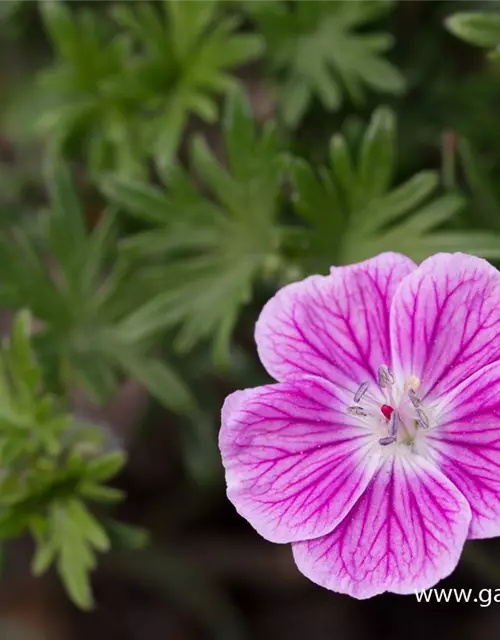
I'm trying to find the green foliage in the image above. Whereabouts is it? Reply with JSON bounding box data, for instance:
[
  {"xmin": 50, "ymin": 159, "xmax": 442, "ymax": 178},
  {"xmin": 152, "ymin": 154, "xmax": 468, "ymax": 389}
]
[
  {"xmin": 38, "ymin": 0, "xmax": 263, "ymax": 177},
  {"xmin": 0, "ymin": 160, "xmax": 194, "ymax": 413},
  {"xmin": 0, "ymin": 311, "xmax": 127, "ymax": 609},
  {"xmin": 4, "ymin": 0, "xmax": 500, "ymax": 616},
  {"xmin": 113, "ymin": 0, "xmax": 264, "ymax": 172},
  {"xmin": 248, "ymin": 0, "xmax": 405, "ymax": 127},
  {"xmin": 446, "ymin": 11, "xmax": 500, "ymax": 56},
  {"xmin": 286, "ymin": 107, "xmax": 500, "ymax": 270},
  {"xmin": 102, "ymin": 88, "xmax": 283, "ymax": 359},
  {"xmin": 38, "ymin": 1, "xmax": 140, "ymax": 177}
]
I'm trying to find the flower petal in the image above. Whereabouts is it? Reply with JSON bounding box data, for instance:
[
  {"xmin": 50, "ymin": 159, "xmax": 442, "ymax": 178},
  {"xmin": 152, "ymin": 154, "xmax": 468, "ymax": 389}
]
[
  {"xmin": 292, "ymin": 453, "xmax": 471, "ymax": 598},
  {"xmin": 255, "ymin": 253, "xmax": 416, "ymax": 391},
  {"xmin": 427, "ymin": 361, "xmax": 500, "ymax": 539},
  {"xmin": 219, "ymin": 376, "xmax": 382, "ymax": 543},
  {"xmin": 391, "ymin": 253, "xmax": 500, "ymax": 400}
]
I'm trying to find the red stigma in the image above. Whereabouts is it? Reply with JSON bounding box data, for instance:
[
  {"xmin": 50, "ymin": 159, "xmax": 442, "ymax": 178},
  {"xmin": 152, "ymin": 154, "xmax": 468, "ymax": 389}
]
[{"xmin": 381, "ymin": 404, "xmax": 394, "ymax": 421}]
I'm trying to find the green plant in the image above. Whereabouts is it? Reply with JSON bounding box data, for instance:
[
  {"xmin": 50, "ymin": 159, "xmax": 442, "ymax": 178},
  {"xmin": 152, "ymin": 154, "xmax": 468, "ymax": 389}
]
[
  {"xmin": 248, "ymin": 0, "xmax": 405, "ymax": 127},
  {"xmin": 102, "ymin": 88, "xmax": 283, "ymax": 361},
  {"xmin": 285, "ymin": 107, "xmax": 500, "ymax": 270},
  {"xmin": 0, "ymin": 160, "xmax": 194, "ymax": 413},
  {"xmin": 38, "ymin": 0, "xmax": 263, "ymax": 177},
  {"xmin": 113, "ymin": 0, "xmax": 264, "ymax": 171},
  {"xmin": 0, "ymin": 310, "xmax": 138, "ymax": 609},
  {"xmin": 446, "ymin": 11, "xmax": 500, "ymax": 57},
  {"xmin": 3, "ymin": 0, "xmax": 500, "ymax": 618}
]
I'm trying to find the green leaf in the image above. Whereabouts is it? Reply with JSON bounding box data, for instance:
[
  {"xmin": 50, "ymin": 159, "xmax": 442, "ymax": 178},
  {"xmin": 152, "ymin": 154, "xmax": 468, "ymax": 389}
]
[
  {"xmin": 111, "ymin": 1, "xmax": 264, "ymax": 168},
  {"xmin": 287, "ymin": 157, "xmax": 344, "ymax": 250},
  {"xmin": 329, "ymin": 133, "xmax": 357, "ymax": 210},
  {"xmin": 6, "ymin": 310, "xmax": 40, "ymax": 399},
  {"xmin": 79, "ymin": 483, "xmax": 124, "ymax": 504},
  {"xmin": 68, "ymin": 500, "xmax": 110, "ymax": 553},
  {"xmin": 106, "ymin": 92, "xmax": 282, "ymax": 355},
  {"xmin": 288, "ymin": 108, "xmax": 499, "ymax": 270},
  {"xmin": 100, "ymin": 178, "xmax": 170, "ymax": 225},
  {"xmin": 446, "ymin": 12, "xmax": 500, "ymax": 48},
  {"xmin": 356, "ymin": 171, "xmax": 439, "ymax": 233},
  {"xmin": 105, "ymin": 342, "xmax": 195, "ymax": 414},
  {"xmin": 104, "ymin": 520, "xmax": 149, "ymax": 550},
  {"xmin": 0, "ymin": 315, "xmax": 138, "ymax": 610},
  {"xmin": 280, "ymin": 78, "xmax": 311, "ymax": 128},
  {"xmin": 79, "ymin": 208, "xmax": 118, "ymax": 298},
  {"xmin": 52, "ymin": 502, "xmax": 96, "ymax": 610},
  {"xmin": 458, "ymin": 138, "xmax": 500, "ymax": 231},
  {"xmin": 251, "ymin": 0, "xmax": 404, "ymax": 127},
  {"xmin": 32, "ymin": 540, "xmax": 56, "ymax": 576},
  {"xmin": 390, "ymin": 194, "xmax": 465, "ymax": 235},
  {"xmin": 43, "ymin": 159, "xmax": 87, "ymax": 292},
  {"xmin": 0, "ymin": 165, "xmax": 191, "ymax": 414},
  {"xmin": 85, "ymin": 451, "xmax": 126, "ymax": 483},
  {"xmin": 358, "ymin": 106, "xmax": 395, "ymax": 205},
  {"xmin": 40, "ymin": 0, "xmax": 82, "ymax": 62}
]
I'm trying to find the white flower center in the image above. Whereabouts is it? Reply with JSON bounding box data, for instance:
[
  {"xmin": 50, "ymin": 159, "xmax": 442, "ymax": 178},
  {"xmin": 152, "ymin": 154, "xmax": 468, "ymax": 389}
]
[{"xmin": 347, "ymin": 365, "xmax": 432, "ymax": 447}]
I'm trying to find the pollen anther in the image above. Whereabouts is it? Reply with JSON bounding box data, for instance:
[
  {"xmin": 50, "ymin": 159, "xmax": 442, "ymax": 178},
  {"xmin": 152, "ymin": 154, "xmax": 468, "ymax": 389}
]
[
  {"xmin": 379, "ymin": 409, "xmax": 397, "ymax": 446},
  {"xmin": 377, "ymin": 365, "xmax": 394, "ymax": 388},
  {"xmin": 348, "ymin": 405, "xmax": 368, "ymax": 417},
  {"xmin": 416, "ymin": 407, "xmax": 430, "ymax": 429},
  {"xmin": 404, "ymin": 375, "xmax": 421, "ymax": 393},
  {"xmin": 354, "ymin": 381, "xmax": 369, "ymax": 403},
  {"xmin": 408, "ymin": 388, "xmax": 421, "ymax": 407}
]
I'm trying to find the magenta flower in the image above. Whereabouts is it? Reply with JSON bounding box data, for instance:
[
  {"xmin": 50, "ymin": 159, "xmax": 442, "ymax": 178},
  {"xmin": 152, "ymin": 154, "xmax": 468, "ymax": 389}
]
[{"xmin": 219, "ymin": 252, "xmax": 500, "ymax": 598}]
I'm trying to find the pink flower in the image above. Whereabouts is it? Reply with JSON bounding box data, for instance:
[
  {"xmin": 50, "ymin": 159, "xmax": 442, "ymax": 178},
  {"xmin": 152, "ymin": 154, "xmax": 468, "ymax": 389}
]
[{"xmin": 219, "ymin": 252, "xmax": 500, "ymax": 598}]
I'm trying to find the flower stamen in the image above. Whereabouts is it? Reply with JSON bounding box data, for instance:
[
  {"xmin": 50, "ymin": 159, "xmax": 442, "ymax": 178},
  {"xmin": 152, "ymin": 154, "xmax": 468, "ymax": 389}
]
[
  {"xmin": 379, "ymin": 411, "xmax": 397, "ymax": 446},
  {"xmin": 348, "ymin": 405, "xmax": 368, "ymax": 417},
  {"xmin": 408, "ymin": 388, "xmax": 421, "ymax": 407},
  {"xmin": 354, "ymin": 381, "xmax": 369, "ymax": 403},
  {"xmin": 377, "ymin": 364, "xmax": 394, "ymax": 388},
  {"xmin": 416, "ymin": 407, "xmax": 430, "ymax": 430}
]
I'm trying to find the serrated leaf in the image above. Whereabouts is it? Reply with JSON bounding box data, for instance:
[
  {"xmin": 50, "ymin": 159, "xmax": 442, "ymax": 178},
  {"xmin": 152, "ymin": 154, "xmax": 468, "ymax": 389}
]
[
  {"xmin": 252, "ymin": 0, "xmax": 404, "ymax": 127},
  {"xmin": 289, "ymin": 108, "xmax": 499, "ymax": 270},
  {"xmin": 52, "ymin": 503, "xmax": 95, "ymax": 610},
  {"xmin": 107, "ymin": 93, "xmax": 281, "ymax": 355}
]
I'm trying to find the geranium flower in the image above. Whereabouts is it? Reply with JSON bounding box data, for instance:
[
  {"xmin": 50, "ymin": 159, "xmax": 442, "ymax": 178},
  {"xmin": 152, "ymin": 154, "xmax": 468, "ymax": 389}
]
[{"xmin": 219, "ymin": 252, "xmax": 500, "ymax": 598}]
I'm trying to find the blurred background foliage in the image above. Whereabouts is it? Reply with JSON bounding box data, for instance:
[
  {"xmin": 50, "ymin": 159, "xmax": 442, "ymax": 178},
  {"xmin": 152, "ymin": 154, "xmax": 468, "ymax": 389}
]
[{"xmin": 1, "ymin": 0, "xmax": 500, "ymax": 638}]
